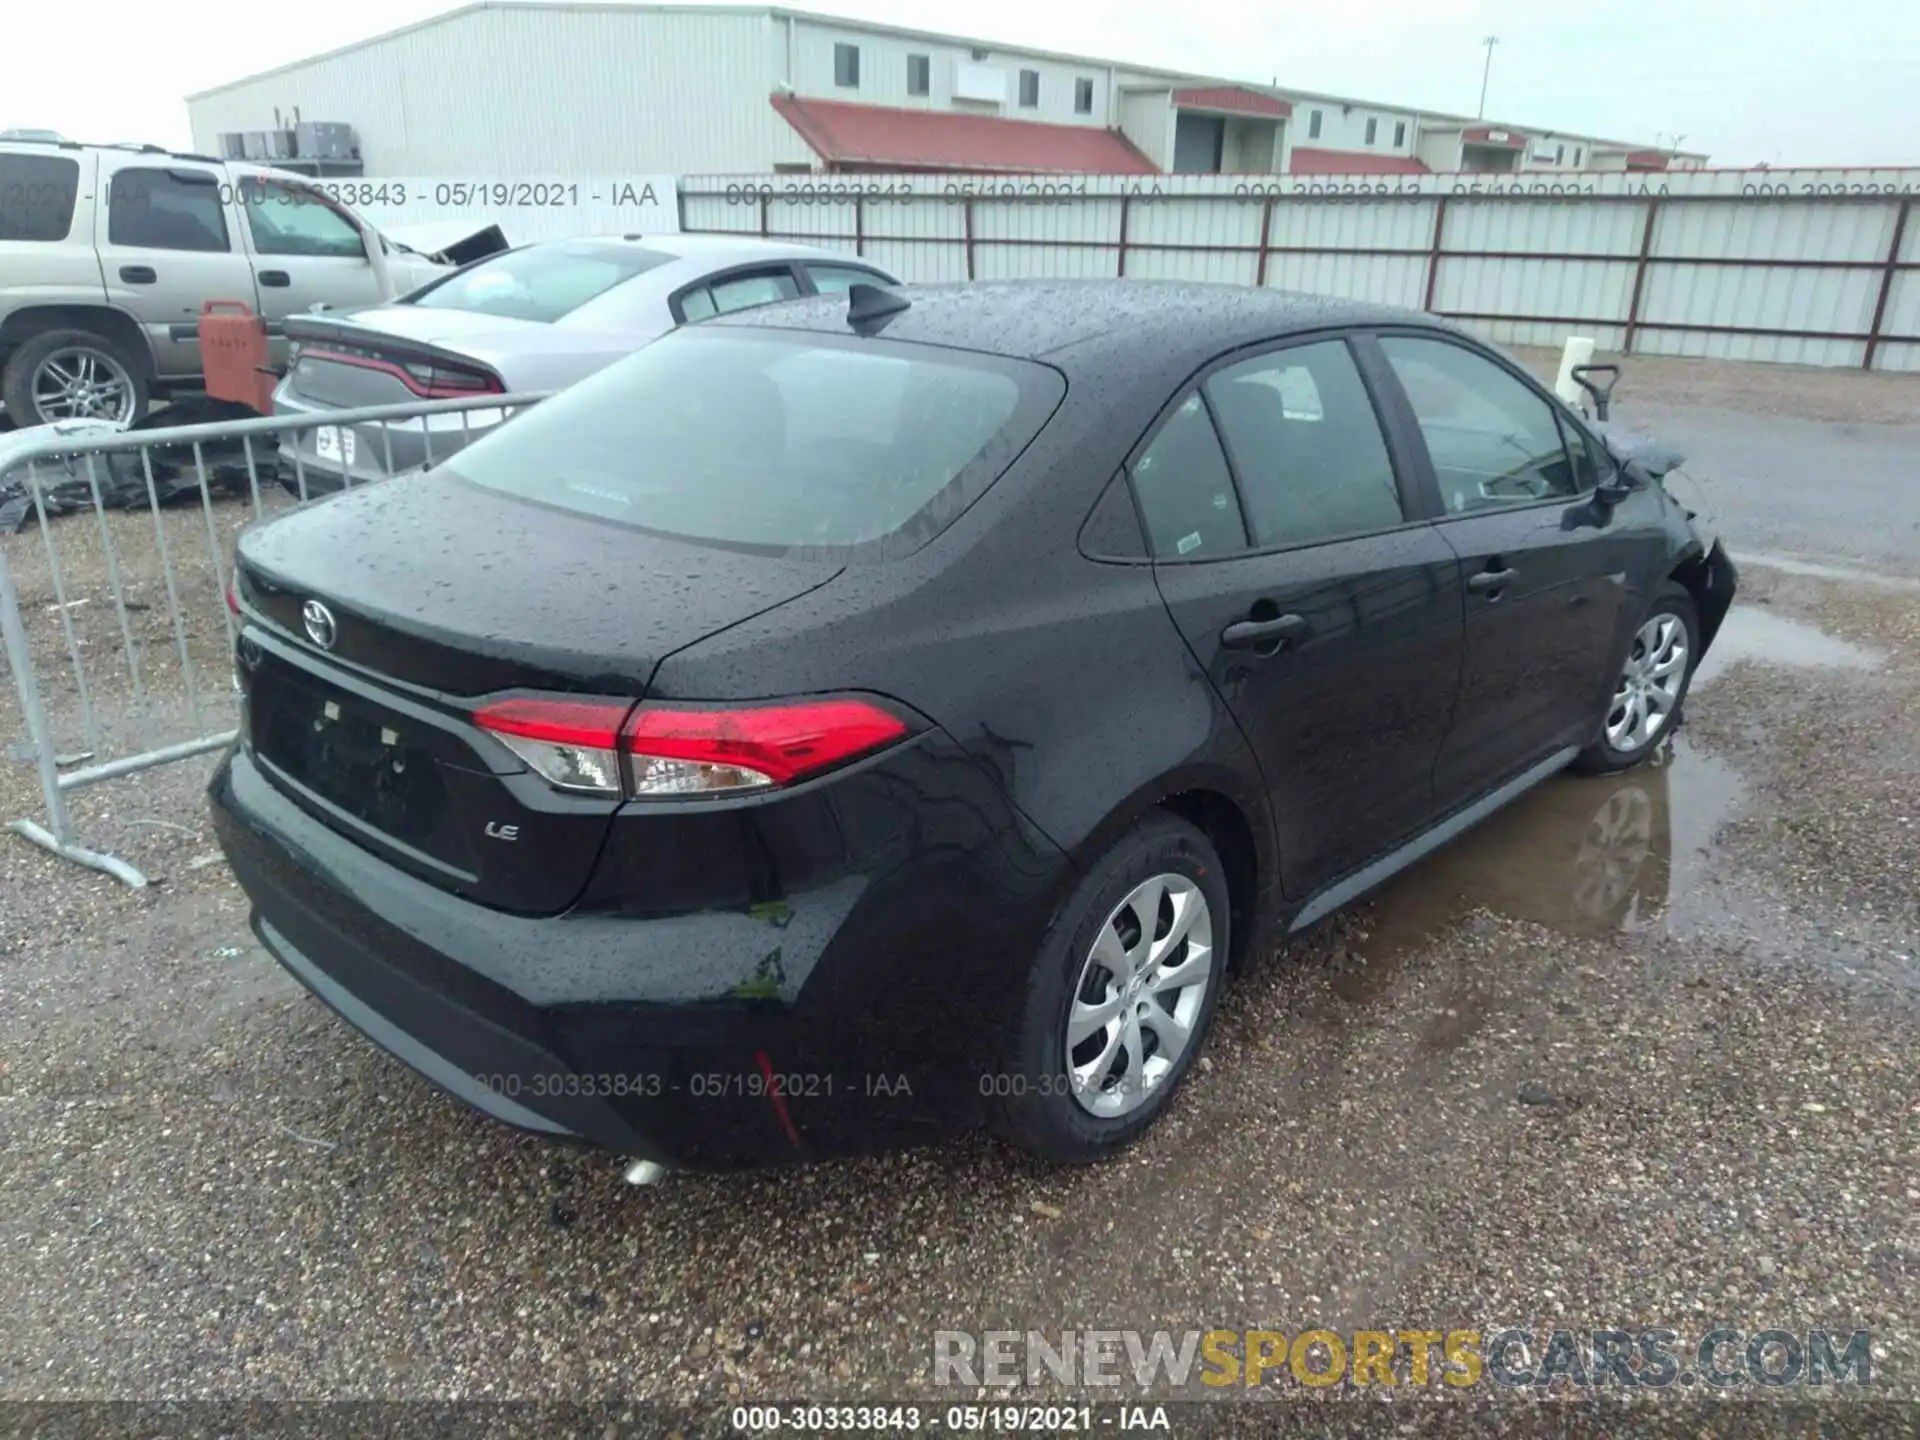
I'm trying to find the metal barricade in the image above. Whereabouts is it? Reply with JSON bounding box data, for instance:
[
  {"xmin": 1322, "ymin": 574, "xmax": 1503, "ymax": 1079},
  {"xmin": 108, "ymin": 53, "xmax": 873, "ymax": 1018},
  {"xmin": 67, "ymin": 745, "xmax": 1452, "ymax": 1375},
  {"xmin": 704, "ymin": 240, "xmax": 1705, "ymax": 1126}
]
[{"xmin": 0, "ymin": 391, "xmax": 548, "ymax": 886}]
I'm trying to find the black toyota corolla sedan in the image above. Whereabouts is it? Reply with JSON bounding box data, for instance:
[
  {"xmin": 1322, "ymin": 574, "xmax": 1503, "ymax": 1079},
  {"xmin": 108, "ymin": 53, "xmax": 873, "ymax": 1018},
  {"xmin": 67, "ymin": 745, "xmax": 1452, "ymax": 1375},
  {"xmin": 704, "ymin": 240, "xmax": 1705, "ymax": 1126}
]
[{"xmin": 211, "ymin": 280, "xmax": 1736, "ymax": 1172}]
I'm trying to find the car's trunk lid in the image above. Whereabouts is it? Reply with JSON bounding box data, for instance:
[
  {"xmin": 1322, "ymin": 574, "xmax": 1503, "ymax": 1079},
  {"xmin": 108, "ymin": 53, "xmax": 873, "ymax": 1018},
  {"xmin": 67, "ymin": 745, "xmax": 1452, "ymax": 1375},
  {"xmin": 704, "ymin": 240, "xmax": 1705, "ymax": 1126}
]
[
  {"xmin": 282, "ymin": 312, "xmax": 525, "ymax": 409},
  {"xmin": 234, "ymin": 474, "xmax": 844, "ymax": 913}
]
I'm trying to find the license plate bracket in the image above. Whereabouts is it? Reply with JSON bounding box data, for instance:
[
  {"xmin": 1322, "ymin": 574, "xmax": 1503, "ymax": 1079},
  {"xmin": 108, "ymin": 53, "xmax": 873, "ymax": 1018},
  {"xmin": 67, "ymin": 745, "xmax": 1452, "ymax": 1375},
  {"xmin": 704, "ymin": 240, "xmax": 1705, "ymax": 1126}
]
[{"xmin": 314, "ymin": 426, "xmax": 357, "ymax": 468}]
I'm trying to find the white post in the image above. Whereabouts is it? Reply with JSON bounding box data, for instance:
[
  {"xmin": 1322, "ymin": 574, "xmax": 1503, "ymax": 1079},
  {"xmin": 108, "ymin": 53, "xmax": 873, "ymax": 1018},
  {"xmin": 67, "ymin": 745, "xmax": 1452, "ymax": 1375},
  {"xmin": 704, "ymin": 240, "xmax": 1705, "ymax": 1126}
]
[{"xmin": 1554, "ymin": 335, "xmax": 1596, "ymax": 408}]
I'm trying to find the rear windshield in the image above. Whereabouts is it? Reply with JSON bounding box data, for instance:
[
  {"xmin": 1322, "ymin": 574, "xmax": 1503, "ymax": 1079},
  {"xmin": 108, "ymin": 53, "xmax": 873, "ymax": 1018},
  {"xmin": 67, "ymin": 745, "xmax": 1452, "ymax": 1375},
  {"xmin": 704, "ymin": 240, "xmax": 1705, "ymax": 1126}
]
[
  {"xmin": 447, "ymin": 327, "xmax": 1062, "ymax": 552},
  {"xmin": 407, "ymin": 242, "xmax": 675, "ymax": 323},
  {"xmin": 0, "ymin": 154, "xmax": 80, "ymax": 242}
]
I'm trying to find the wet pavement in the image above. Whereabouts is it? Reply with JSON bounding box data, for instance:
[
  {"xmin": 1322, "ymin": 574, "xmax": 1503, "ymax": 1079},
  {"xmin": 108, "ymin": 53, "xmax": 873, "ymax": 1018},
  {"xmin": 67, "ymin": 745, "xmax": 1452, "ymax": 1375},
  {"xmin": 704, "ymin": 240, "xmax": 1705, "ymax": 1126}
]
[{"xmin": 1622, "ymin": 406, "xmax": 1919, "ymax": 578}]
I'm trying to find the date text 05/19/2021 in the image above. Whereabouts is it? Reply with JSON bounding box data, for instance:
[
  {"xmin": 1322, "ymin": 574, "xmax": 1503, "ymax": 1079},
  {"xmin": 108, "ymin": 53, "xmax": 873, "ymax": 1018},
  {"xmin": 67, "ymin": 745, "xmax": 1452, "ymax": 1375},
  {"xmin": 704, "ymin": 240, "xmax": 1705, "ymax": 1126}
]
[{"xmin": 730, "ymin": 1404, "xmax": 1171, "ymax": 1433}]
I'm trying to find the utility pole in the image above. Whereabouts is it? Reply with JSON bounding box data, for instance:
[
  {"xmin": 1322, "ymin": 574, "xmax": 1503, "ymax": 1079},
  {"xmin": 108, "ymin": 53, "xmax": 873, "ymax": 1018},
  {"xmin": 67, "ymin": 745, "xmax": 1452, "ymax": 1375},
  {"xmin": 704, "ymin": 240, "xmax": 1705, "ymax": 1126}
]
[{"xmin": 1477, "ymin": 35, "xmax": 1499, "ymax": 118}]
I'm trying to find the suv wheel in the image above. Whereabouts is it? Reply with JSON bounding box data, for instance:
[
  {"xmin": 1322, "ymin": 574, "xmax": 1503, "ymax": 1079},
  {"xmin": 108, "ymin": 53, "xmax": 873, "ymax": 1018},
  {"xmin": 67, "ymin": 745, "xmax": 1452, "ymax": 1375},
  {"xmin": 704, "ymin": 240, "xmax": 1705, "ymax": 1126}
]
[
  {"xmin": 1574, "ymin": 581, "xmax": 1700, "ymax": 775},
  {"xmin": 989, "ymin": 813, "xmax": 1229, "ymax": 1163},
  {"xmin": 2, "ymin": 329, "xmax": 149, "ymax": 428}
]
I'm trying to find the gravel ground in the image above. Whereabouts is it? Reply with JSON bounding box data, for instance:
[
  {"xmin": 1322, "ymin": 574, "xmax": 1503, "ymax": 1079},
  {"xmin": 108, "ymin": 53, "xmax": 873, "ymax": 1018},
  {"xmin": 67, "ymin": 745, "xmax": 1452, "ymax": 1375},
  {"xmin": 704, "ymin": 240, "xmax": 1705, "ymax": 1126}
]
[{"xmin": 0, "ymin": 368, "xmax": 1916, "ymax": 1433}]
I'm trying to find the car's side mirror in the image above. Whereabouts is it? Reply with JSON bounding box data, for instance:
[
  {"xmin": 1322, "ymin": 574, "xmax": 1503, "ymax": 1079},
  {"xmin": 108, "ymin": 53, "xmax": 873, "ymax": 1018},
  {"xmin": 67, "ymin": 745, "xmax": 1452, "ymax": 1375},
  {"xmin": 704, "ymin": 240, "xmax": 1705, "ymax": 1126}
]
[{"xmin": 1594, "ymin": 474, "xmax": 1635, "ymax": 507}]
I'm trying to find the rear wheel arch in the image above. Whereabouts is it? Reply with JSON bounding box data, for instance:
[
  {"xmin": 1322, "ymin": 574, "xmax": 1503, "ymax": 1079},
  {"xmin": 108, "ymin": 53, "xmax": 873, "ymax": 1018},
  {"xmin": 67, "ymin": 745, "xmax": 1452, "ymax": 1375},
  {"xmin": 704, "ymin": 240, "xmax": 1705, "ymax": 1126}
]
[
  {"xmin": 0, "ymin": 305, "xmax": 156, "ymax": 378},
  {"xmin": 1063, "ymin": 775, "xmax": 1274, "ymax": 976},
  {"xmin": 1155, "ymin": 788, "xmax": 1265, "ymax": 973}
]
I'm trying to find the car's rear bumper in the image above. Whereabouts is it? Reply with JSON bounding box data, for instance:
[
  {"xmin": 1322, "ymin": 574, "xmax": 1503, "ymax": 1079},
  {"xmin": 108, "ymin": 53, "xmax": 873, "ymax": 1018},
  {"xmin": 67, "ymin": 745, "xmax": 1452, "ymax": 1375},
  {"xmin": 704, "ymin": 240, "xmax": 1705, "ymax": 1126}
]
[
  {"xmin": 269, "ymin": 388, "xmax": 498, "ymax": 496},
  {"xmin": 209, "ymin": 738, "xmax": 1069, "ymax": 1170}
]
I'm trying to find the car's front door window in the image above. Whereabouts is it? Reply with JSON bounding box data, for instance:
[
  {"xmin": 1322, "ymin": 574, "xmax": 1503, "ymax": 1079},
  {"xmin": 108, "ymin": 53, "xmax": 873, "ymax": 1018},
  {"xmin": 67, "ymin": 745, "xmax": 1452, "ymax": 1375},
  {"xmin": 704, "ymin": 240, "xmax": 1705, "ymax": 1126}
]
[
  {"xmin": 1204, "ymin": 339, "xmax": 1405, "ymax": 547},
  {"xmin": 241, "ymin": 181, "xmax": 366, "ymax": 258},
  {"xmin": 1378, "ymin": 336, "xmax": 1579, "ymax": 513},
  {"xmin": 1557, "ymin": 410, "xmax": 1609, "ymax": 492}
]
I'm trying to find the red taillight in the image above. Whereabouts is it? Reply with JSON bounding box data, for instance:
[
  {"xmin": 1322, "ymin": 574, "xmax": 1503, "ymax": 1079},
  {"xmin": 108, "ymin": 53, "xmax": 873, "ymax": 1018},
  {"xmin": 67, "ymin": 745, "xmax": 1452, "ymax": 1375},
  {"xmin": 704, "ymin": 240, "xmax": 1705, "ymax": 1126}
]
[
  {"xmin": 624, "ymin": 699, "xmax": 910, "ymax": 793},
  {"xmin": 471, "ymin": 695, "xmax": 910, "ymax": 798},
  {"xmin": 473, "ymin": 696, "xmax": 632, "ymax": 795},
  {"xmin": 401, "ymin": 359, "xmax": 503, "ymax": 398},
  {"xmin": 301, "ymin": 346, "xmax": 503, "ymax": 399},
  {"xmin": 472, "ymin": 697, "xmax": 630, "ymax": 748},
  {"xmin": 225, "ymin": 571, "xmax": 241, "ymax": 615}
]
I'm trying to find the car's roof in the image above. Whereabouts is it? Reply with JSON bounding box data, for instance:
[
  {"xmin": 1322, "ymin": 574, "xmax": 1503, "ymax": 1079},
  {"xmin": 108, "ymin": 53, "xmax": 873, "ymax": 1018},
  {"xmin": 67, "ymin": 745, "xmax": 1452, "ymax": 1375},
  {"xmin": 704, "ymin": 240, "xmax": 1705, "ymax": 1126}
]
[{"xmin": 715, "ymin": 279, "xmax": 1463, "ymax": 376}]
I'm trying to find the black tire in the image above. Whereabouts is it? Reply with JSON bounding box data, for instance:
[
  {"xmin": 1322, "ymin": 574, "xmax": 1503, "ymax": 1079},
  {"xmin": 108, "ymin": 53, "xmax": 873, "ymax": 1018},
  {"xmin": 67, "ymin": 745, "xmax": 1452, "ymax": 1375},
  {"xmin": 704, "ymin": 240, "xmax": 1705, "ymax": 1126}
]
[
  {"xmin": 1, "ymin": 328, "xmax": 150, "ymax": 428},
  {"xmin": 988, "ymin": 812, "xmax": 1230, "ymax": 1163},
  {"xmin": 1573, "ymin": 580, "xmax": 1700, "ymax": 775}
]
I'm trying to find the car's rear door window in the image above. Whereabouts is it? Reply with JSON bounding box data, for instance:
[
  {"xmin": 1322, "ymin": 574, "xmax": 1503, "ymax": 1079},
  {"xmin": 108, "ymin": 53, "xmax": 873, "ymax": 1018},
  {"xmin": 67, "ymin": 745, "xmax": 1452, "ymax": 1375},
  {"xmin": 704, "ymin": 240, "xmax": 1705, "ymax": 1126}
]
[
  {"xmin": 1130, "ymin": 393, "xmax": 1247, "ymax": 559},
  {"xmin": 106, "ymin": 166, "xmax": 229, "ymax": 252},
  {"xmin": 677, "ymin": 267, "xmax": 802, "ymax": 321},
  {"xmin": 409, "ymin": 242, "xmax": 675, "ymax": 322},
  {"xmin": 0, "ymin": 154, "xmax": 80, "ymax": 241},
  {"xmin": 447, "ymin": 327, "xmax": 1062, "ymax": 552},
  {"xmin": 1204, "ymin": 339, "xmax": 1405, "ymax": 547},
  {"xmin": 805, "ymin": 262, "xmax": 895, "ymax": 294}
]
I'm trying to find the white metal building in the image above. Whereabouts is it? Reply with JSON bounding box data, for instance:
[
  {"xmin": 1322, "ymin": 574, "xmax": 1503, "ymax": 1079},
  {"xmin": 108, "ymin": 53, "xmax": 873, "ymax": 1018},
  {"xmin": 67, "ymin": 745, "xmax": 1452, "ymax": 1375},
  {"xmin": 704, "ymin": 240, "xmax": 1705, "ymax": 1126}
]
[{"xmin": 186, "ymin": 3, "xmax": 1708, "ymax": 179}]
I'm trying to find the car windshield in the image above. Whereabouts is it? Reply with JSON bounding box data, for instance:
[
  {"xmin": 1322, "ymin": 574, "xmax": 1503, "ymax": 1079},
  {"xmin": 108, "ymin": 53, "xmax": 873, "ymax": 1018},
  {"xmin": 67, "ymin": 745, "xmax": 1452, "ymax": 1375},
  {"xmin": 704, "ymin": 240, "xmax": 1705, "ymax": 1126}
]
[
  {"xmin": 445, "ymin": 327, "xmax": 1061, "ymax": 552},
  {"xmin": 407, "ymin": 242, "xmax": 675, "ymax": 322}
]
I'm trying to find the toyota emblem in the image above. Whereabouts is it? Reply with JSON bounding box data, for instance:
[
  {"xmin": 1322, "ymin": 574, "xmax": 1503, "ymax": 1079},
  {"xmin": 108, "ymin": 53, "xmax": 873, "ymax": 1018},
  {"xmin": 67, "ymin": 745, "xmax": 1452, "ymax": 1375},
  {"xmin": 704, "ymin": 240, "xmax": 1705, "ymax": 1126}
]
[{"xmin": 301, "ymin": 599, "xmax": 338, "ymax": 651}]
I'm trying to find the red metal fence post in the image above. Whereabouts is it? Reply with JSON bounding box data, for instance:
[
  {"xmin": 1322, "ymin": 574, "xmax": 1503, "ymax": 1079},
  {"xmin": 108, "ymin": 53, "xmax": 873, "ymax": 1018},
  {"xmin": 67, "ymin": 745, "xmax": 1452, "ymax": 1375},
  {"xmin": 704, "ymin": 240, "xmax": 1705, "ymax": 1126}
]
[
  {"xmin": 1863, "ymin": 198, "xmax": 1912, "ymax": 372},
  {"xmin": 1622, "ymin": 197, "xmax": 1661, "ymax": 355},
  {"xmin": 1254, "ymin": 196, "xmax": 1275, "ymax": 288},
  {"xmin": 1422, "ymin": 195, "xmax": 1450, "ymax": 313}
]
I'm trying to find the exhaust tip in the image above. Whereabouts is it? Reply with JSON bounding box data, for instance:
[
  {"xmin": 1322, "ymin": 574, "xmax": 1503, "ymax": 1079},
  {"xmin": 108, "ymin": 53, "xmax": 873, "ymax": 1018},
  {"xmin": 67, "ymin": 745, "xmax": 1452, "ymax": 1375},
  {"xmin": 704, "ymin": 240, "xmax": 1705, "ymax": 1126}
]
[{"xmin": 622, "ymin": 1158, "xmax": 670, "ymax": 1187}]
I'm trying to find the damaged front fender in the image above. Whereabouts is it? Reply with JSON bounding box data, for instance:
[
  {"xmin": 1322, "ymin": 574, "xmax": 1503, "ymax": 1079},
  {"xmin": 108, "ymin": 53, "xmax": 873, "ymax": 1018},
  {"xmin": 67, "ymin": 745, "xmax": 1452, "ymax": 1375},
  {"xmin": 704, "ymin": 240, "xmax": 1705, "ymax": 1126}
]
[{"xmin": 1678, "ymin": 542, "xmax": 1739, "ymax": 657}]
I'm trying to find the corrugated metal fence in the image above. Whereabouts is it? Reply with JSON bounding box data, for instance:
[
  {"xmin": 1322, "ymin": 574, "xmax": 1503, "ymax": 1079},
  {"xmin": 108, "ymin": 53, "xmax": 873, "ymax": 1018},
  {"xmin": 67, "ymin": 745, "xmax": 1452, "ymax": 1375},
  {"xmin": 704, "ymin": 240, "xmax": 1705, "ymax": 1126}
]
[
  {"xmin": 347, "ymin": 174, "xmax": 680, "ymax": 245},
  {"xmin": 678, "ymin": 168, "xmax": 1920, "ymax": 372}
]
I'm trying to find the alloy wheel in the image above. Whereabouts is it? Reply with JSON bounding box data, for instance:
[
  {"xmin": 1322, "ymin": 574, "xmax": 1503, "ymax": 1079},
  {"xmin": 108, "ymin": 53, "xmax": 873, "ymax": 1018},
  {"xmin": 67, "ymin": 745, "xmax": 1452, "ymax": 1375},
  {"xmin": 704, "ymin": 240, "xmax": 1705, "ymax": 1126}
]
[
  {"xmin": 1605, "ymin": 613, "xmax": 1688, "ymax": 754},
  {"xmin": 1065, "ymin": 872, "xmax": 1214, "ymax": 1119},
  {"xmin": 31, "ymin": 347, "xmax": 136, "ymax": 424}
]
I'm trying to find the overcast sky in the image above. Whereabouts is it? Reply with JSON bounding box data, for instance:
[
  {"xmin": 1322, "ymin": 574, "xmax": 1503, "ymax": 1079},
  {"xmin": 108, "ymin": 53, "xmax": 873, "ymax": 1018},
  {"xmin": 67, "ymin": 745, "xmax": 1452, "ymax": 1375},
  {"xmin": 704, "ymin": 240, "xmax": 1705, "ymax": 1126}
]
[{"xmin": 8, "ymin": 0, "xmax": 1917, "ymax": 167}]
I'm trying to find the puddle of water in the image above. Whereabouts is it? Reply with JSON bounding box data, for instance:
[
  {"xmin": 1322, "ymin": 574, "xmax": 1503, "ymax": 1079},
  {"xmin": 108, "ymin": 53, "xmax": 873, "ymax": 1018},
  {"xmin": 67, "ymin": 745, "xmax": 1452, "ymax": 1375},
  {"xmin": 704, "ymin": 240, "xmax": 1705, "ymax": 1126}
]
[
  {"xmin": 1323, "ymin": 604, "xmax": 1882, "ymax": 1003},
  {"xmin": 1340, "ymin": 737, "xmax": 1748, "ymax": 990},
  {"xmin": 1738, "ymin": 553, "xmax": 1920, "ymax": 592},
  {"xmin": 1692, "ymin": 606, "xmax": 1883, "ymax": 689}
]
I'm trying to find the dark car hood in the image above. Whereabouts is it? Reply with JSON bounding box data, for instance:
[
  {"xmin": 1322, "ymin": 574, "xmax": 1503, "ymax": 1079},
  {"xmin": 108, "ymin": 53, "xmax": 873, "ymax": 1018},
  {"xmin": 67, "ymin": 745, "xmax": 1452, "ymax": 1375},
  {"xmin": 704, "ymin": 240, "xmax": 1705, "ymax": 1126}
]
[{"xmin": 236, "ymin": 473, "xmax": 844, "ymax": 696}]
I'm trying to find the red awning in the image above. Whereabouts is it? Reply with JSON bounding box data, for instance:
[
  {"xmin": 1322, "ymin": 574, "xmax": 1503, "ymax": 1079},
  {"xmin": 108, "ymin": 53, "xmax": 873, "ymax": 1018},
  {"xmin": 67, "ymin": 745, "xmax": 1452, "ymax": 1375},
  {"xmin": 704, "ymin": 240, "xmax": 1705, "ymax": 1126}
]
[
  {"xmin": 770, "ymin": 95, "xmax": 1158, "ymax": 174},
  {"xmin": 1288, "ymin": 147, "xmax": 1429, "ymax": 175},
  {"xmin": 1462, "ymin": 126, "xmax": 1529, "ymax": 148},
  {"xmin": 1625, "ymin": 150, "xmax": 1672, "ymax": 170},
  {"xmin": 1170, "ymin": 87, "xmax": 1291, "ymax": 119}
]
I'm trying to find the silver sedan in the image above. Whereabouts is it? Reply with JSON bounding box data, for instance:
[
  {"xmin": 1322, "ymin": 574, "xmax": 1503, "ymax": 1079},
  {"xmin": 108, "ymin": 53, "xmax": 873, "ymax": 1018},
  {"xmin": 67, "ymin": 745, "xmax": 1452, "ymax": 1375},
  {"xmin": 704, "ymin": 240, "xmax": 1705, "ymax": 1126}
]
[{"xmin": 271, "ymin": 234, "xmax": 899, "ymax": 494}]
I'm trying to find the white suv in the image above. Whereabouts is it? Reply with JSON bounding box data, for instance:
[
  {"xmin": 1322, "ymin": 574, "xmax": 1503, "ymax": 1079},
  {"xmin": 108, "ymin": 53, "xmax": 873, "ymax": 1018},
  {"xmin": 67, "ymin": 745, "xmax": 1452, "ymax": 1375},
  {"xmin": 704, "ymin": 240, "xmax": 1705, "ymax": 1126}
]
[{"xmin": 0, "ymin": 139, "xmax": 454, "ymax": 427}]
